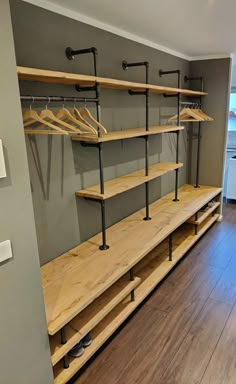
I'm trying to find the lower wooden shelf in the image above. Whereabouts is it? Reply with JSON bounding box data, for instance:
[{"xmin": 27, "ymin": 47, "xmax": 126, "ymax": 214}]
[
  {"xmin": 50, "ymin": 275, "xmax": 140, "ymax": 366},
  {"xmin": 42, "ymin": 185, "xmax": 222, "ymax": 336},
  {"xmin": 187, "ymin": 202, "xmax": 220, "ymax": 225},
  {"xmin": 53, "ymin": 213, "xmax": 219, "ymax": 384}
]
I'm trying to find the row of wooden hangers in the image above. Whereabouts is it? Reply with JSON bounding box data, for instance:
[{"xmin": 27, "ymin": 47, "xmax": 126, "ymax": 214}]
[
  {"xmin": 169, "ymin": 105, "xmax": 213, "ymax": 122},
  {"xmin": 22, "ymin": 99, "xmax": 107, "ymax": 136}
]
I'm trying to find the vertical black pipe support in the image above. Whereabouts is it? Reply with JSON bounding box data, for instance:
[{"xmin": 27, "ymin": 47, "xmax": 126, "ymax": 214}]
[
  {"xmin": 159, "ymin": 69, "xmax": 181, "ymax": 202},
  {"xmin": 169, "ymin": 233, "xmax": 173, "ymax": 261},
  {"xmin": 130, "ymin": 268, "xmax": 135, "ymax": 302},
  {"xmin": 66, "ymin": 46, "xmax": 109, "ymax": 250},
  {"xmin": 122, "ymin": 60, "xmax": 151, "ymax": 221},
  {"xmin": 184, "ymin": 76, "xmax": 204, "ymax": 188},
  {"xmin": 60, "ymin": 328, "xmax": 69, "ymax": 369}
]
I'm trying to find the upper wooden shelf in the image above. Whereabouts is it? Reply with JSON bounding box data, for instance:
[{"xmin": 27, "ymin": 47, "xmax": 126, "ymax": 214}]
[
  {"xmin": 72, "ymin": 125, "xmax": 184, "ymax": 143},
  {"xmin": 17, "ymin": 66, "xmax": 207, "ymax": 96},
  {"xmin": 41, "ymin": 184, "xmax": 221, "ymax": 335},
  {"xmin": 76, "ymin": 162, "xmax": 183, "ymax": 200}
]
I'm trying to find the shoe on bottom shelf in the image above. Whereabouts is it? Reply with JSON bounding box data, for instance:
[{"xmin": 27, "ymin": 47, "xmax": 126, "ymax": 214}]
[
  {"xmin": 82, "ymin": 332, "xmax": 92, "ymax": 347},
  {"xmin": 68, "ymin": 341, "xmax": 85, "ymax": 358}
]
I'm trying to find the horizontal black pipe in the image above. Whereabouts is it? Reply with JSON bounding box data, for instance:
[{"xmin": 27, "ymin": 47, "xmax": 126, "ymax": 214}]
[
  {"xmin": 66, "ymin": 46, "xmax": 97, "ymax": 60},
  {"xmin": 20, "ymin": 96, "xmax": 99, "ymax": 103},
  {"xmin": 159, "ymin": 69, "xmax": 180, "ymax": 77},
  {"xmin": 122, "ymin": 60, "xmax": 149, "ymax": 70}
]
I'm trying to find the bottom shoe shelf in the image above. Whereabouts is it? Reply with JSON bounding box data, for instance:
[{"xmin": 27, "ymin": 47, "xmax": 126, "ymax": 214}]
[{"xmin": 53, "ymin": 213, "xmax": 219, "ymax": 384}]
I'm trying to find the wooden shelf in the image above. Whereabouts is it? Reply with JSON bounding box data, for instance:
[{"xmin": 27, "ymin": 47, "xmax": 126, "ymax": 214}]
[
  {"xmin": 50, "ymin": 275, "xmax": 140, "ymax": 366},
  {"xmin": 76, "ymin": 162, "xmax": 183, "ymax": 200},
  {"xmin": 41, "ymin": 184, "xmax": 222, "ymax": 336},
  {"xmin": 72, "ymin": 125, "xmax": 184, "ymax": 143},
  {"xmin": 17, "ymin": 66, "xmax": 207, "ymax": 97},
  {"xmin": 53, "ymin": 214, "xmax": 219, "ymax": 384},
  {"xmin": 187, "ymin": 202, "xmax": 220, "ymax": 225}
]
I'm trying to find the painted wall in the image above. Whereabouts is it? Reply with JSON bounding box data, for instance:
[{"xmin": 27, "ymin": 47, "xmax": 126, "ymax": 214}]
[
  {"xmin": 189, "ymin": 58, "xmax": 231, "ymax": 188},
  {"xmin": 10, "ymin": 0, "xmax": 190, "ymax": 265},
  {"xmin": 0, "ymin": 1, "xmax": 53, "ymax": 383}
]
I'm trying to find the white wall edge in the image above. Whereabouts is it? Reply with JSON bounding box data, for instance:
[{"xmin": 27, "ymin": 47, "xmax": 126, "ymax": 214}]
[
  {"xmin": 189, "ymin": 53, "xmax": 232, "ymax": 61},
  {"xmin": 21, "ymin": 0, "xmax": 232, "ymax": 63}
]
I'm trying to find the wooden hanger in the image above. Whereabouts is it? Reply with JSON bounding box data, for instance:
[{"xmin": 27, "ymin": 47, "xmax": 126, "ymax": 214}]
[
  {"xmin": 73, "ymin": 107, "xmax": 97, "ymax": 134},
  {"xmin": 168, "ymin": 107, "xmax": 213, "ymax": 122},
  {"xmin": 23, "ymin": 109, "xmax": 69, "ymax": 135},
  {"xmin": 39, "ymin": 107, "xmax": 80, "ymax": 134},
  {"xmin": 80, "ymin": 107, "xmax": 107, "ymax": 134},
  {"xmin": 57, "ymin": 106, "xmax": 97, "ymax": 135}
]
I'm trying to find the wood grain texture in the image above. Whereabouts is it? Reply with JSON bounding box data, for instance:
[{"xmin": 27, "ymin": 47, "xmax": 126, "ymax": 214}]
[
  {"xmin": 72, "ymin": 125, "xmax": 184, "ymax": 143},
  {"xmin": 76, "ymin": 162, "xmax": 183, "ymax": 200},
  {"xmin": 17, "ymin": 66, "xmax": 207, "ymax": 96},
  {"xmin": 187, "ymin": 202, "xmax": 220, "ymax": 225},
  {"xmin": 74, "ymin": 203, "xmax": 236, "ymax": 384},
  {"xmin": 158, "ymin": 298, "xmax": 231, "ymax": 384},
  {"xmin": 41, "ymin": 185, "xmax": 221, "ymax": 335},
  {"xmin": 201, "ymin": 303, "xmax": 236, "ymax": 384},
  {"xmin": 50, "ymin": 276, "xmax": 140, "ymax": 366}
]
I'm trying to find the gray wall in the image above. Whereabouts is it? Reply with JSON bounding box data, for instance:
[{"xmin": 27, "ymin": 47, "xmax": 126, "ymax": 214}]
[
  {"xmin": 189, "ymin": 59, "xmax": 231, "ymax": 187},
  {"xmin": 0, "ymin": 1, "xmax": 53, "ymax": 383},
  {"xmin": 10, "ymin": 0, "xmax": 190, "ymax": 265}
]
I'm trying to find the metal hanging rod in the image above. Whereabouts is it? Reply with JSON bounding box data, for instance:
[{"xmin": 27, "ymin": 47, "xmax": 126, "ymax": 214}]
[
  {"xmin": 180, "ymin": 101, "xmax": 200, "ymax": 106},
  {"xmin": 20, "ymin": 96, "xmax": 99, "ymax": 103}
]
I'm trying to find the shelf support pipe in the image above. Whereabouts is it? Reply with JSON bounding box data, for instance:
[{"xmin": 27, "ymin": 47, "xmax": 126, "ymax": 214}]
[
  {"xmin": 66, "ymin": 46, "xmax": 109, "ymax": 250},
  {"xmin": 130, "ymin": 268, "xmax": 135, "ymax": 302},
  {"xmin": 184, "ymin": 76, "xmax": 204, "ymax": 188},
  {"xmin": 60, "ymin": 328, "xmax": 69, "ymax": 369},
  {"xmin": 122, "ymin": 60, "xmax": 151, "ymax": 221},
  {"xmin": 159, "ymin": 69, "xmax": 181, "ymax": 201}
]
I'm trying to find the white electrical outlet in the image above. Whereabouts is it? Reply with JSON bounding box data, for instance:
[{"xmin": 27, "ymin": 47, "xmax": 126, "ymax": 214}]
[
  {"xmin": 0, "ymin": 240, "xmax": 13, "ymax": 263},
  {"xmin": 0, "ymin": 139, "xmax": 6, "ymax": 178}
]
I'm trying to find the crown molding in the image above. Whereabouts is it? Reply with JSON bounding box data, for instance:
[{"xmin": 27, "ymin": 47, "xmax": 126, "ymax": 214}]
[{"xmin": 21, "ymin": 0, "xmax": 232, "ymax": 63}]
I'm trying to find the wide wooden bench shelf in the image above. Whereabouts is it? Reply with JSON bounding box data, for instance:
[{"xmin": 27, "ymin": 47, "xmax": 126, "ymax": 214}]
[
  {"xmin": 52, "ymin": 211, "xmax": 219, "ymax": 384},
  {"xmin": 187, "ymin": 201, "xmax": 220, "ymax": 225},
  {"xmin": 50, "ymin": 275, "xmax": 140, "ymax": 366},
  {"xmin": 41, "ymin": 184, "xmax": 222, "ymax": 336},
  {"xmin": 72, "ymin": 125, "xmax": 184, "ymax": 143},
  {"xmin": 17, "ymin": 66, "xmax": 207, "ymax": 96},
  {"xmin": 76, "ymin": 162, "xmax": 183, "ymax": 200}
]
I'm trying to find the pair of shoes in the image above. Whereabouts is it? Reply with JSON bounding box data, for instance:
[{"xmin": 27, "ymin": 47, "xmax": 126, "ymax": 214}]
[{"xmin": 68, "ymin": 333, "xmax": 92, "ymax": 358}]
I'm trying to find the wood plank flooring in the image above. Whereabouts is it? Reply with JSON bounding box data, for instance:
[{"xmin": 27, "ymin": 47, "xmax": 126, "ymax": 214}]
[{"xmin": 72, "ymin": 203, "xmax": 236, "ymax": 384}]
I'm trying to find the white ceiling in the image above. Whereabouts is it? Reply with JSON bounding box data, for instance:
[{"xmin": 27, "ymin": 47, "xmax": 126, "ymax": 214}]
[{"xmin": 23, "ymin": 0, "xmax": 235, "ymax": 60}]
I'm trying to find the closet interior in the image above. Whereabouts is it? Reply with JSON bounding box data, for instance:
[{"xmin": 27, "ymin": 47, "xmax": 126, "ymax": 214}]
[{"xmin": 17, "ymin": 47, "xmax": 221, "ymax": 384}]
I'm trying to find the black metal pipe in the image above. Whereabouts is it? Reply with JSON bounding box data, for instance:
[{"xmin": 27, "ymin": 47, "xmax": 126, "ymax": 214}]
[
  {"xmin": 20, "ymin": 96, "xmax": 99, "ymax": 103},
  {"xmin": 99, "ymin": 200, "xmax": 109, "ymax": 250},
  {"xmin": 184, "ymin": 76, "xmax": 204, "ymax": 92},
  {"xmin": 159, "ymin": 69, "xmax": 181, "ymax": 77},
  {"xmin": 169, "ymin": 234, "xmax": 173, "ymax": 261},
  {"xmin": 98, "ymin": 143, "xmax": 104, "ymax": 195},
  {"xmin": 122, "ymin": 60, "xmax": 149, "ymax": 70},
  {"xmin": 195, "ymin": 122, "xmax": 201, "ymax": 188},
  {"xmin": 130, "ymin": 268, "xmax": 135, "ymax": 301},
  {"xmin": 65, "ymin": 46, "xmax": 97, "ymax": 60},
  {"xmin": 60, "ymin": 327, "xmax": 67, "ymax": 345},
  {"xmin": 194, "ymin": 224, "xmax": 198, "ymax": 235}
]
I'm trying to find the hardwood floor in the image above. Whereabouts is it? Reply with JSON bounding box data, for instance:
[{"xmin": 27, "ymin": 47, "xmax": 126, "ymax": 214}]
[{"xmin": 73, "ymin": 203, "xmax": 236, "ymax": 384}]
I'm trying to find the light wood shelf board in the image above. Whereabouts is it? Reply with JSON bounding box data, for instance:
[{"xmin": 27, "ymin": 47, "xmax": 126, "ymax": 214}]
[
  {"xmin": 76, "ymin": 162, "xmax": 183, "ymax": 200},
  {"xmin": 50, "ymin": 276, "xmax": 140, "ymax": 366},
  {"xmin": 187, "ymin": 202, "xmax": 220, "ymax": 225},
  {"xmin": 135, "ymin": 214, "xmax": 219, "ymax": 303},
  {"xmin": 41, "ymin": 185, "xmax": 222, "ymax": 335},
  {"xmin": 17, "ymin": 66, "xmax": 207, "ymax": 96},
  {"xmin": 53, "ymin": 215, "xmax": 218, "ymax": 384},
  {"xmin": 72, "ymin": 125, "xmax": 184, "ymax": 143}
]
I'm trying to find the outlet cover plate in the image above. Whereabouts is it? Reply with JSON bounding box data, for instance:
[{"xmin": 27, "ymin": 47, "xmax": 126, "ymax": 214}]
[
  {"xmin": 0, "ymin": 240, "xmax": 13, "ymax": 263},
  {"xmin": 0, "ymin": 139, "xmax": 6, "ymax": 178}
]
